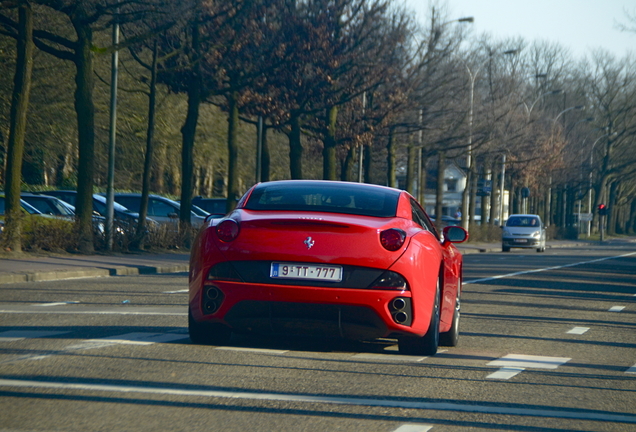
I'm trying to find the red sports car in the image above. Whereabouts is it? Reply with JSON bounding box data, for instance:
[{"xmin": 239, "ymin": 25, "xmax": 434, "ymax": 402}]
[{"xmin": 188, "ymin": 180, "xmax": 468, "ymax": 355}]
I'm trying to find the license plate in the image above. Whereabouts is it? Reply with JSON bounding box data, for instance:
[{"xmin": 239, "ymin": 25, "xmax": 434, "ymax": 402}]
[
  {"xmin": 270, "ymin": 262, "xmax": 342, "ymax": 282},
  {"xmin": 514, "ymin": 239, "xmax": 528, "ymax": 243}
]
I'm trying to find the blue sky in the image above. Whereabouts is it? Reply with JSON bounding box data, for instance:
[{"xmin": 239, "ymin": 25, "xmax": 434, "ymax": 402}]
[{"xmin": 404, "ymin": 0, "xmax": 636, "ymax": 60}]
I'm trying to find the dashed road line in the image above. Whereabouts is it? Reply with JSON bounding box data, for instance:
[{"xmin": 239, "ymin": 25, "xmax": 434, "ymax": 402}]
[
  {"xmin": 392, "ymin": 424, "xmax": 433, "ymax": 432},
  {"xmin": 487, "ymin": 354, "xmax": 570, "ymax": 380},
  {"xmin": 0, "ymin": 330, "xmax": 70, "ymax": 342},
  {"xmin": 215, "ymin": 346, "xmax": 289, "ymax": 355},
  {"xmin": 567, "ymin": 327, "xmax": 590, "ymax": 335},
  {"xmin": 1, "ymin": 378, "xmax": 635, "ymax": 424},
  {"xmin": 352, "ymin": 353, "xmax": 427, "ymax": 362},
  {"xmin": 35, "ymin": 301, "xmax": 80, "ymax": 307},
  {"xmin": 163, "ymin": 289, "xmax": 188, "ymax": 294},
  {"xmin": 626, "ymin": 364, "xmax": 636, "ymax": 374},
  {"xmin": 464, "ymin": 252, "xmax": 636, "ymax": 285},
  {"xmin": 609, "ymin": 306, "xmax": 626, "ymax": 312}
]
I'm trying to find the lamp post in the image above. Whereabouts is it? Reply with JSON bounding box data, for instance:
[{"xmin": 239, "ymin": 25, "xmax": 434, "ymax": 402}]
[
  {"xmin": 545, "ymin": 105, "xmax": 585, "ymax": 227},
  {"xmin": 416, "ymin": 13, "xmax": 473, "ymax": 202},
  {"xmin": 524, "ymin": 89, "xmax": 563, "ymax": 118},
  {"xmin": 462, "ymin": 49, "xmax": 518, "ymax": 230}
]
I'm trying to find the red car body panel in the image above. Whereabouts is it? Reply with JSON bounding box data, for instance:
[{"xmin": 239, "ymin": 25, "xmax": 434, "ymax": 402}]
[{"xmin": 189, "ymin": 181, "xmax": 465, "ymax": 342}]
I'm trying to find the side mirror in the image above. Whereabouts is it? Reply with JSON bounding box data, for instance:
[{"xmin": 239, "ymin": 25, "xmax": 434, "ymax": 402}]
[
  {"xmin": 443, "ymin": 226, "xmax": 469, "ymax": 244},
  {"xmin": 168, "ymin": 212, "xmax": 179, "ymax": 219}
]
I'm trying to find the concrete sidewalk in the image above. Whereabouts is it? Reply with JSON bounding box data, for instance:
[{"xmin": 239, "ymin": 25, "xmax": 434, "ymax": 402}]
[
  {"xmin": 0, "ymin": 238, "xmax": 604, "ymax": 285},
  {"xmin": 0, "ymin": 251, "xmax": 190, "ymax": 284}
]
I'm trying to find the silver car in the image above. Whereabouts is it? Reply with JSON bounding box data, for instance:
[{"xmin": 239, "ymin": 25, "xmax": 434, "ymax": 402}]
[{"xmin": 501, "ymin": 214, "xmax": 546, "ymax": 252}]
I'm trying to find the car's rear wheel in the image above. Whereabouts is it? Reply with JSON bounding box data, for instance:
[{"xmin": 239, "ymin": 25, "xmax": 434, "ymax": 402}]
[
  {"xmin": 398, "ymin": 279, "xmax": 440, "ymax": 356},
  {"xmin": 188, "ymin": 309, "xmax": 232, "ymax": 345},
  {"xmin": 502, "ymin": 245, "xmax": 510, "ymax": 252},
  {"xmin": 439, "ymin": 279, "xmax": 460, "ymax": 347}
]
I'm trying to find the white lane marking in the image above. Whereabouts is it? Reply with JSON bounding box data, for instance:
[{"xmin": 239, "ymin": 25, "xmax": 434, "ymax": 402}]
[
  {"xmin": 3, "ymin": 332, "xmax": 189, "ymax": 363},
  {"xmin": 464, "ymin": 251, "xmax": 636, "ymax": 285},
  {"xmin": 87, "ymin": 332, "xmax": 189, "ymax": 345},
  {"xmin": 392, "ymin": 424, "xmax": 433, "ymax": 432},
  {"xmin": 215, "ymin": 346, "xmax": 288, "ymax": 354},
  {"xmin": 163, "ymin": 289, "xmax": 188, "ymax": 294},
  {"xmin": 35, "ymin": 301, "xmax": 80, "ymax": 307},
  {"xmin": 1, "ymin": 379, "xmax": 636, "ymax": 424},
  {"xmin": 627, "ymin": 364, "xmax": 636, "ymax": 374},
  {"xmin": 487, "ymin": 367, "xmax": 525, "ymax": 380},
  {"xmin": 0, "ymin": 309, "xmax": 185, "ymax": 316},
  {"xmin": 353, "ymin": 353, "xmax": 427, "ymax": 362},
  {"xmin": 0, "ymin": 330, "xmax": 70, "ymax": 342},
  {"xmin": 489, "ymin": 354, "xmax": 570, "ymax": 369},
  {"xmin": 609, "ymin": 306, "xmax": 626, "ymax": 312},
  {"xmin": 487, "ymin": 354, "xmax": 570, "ymax": 380},
  {"xmin": 567, "ymin": 327, "xmax": 590, "ymax": 335}
]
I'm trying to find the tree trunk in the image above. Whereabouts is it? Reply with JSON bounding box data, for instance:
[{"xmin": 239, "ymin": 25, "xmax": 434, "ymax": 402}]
[
  {"xmin": 405, "ymin": 141, "xmax": 416, "ymax": 195},
  {"xmin": 71, "ymin": 19, "xmax": 96, "ymax": 254},
  {"xmin": 435, "ymin": 151, "xmax": 445, "ymax": 231},
  {"xmin": 289, "ymin": 112, "xmax": 303, "ymax": 179},
  {"xmin": 179, "ymin": 71, "xmax": 201, "ymax": 230},
  {"xmin": 227, "ymin": 90, "xmax": 240, "ymax": 210},
  {"xmin": 608, "ymin": 180, "xmax": 619, "ymax": 235},
  {"xmin": 363, "ymin": 143, "xmax": 372, "ymax": 184},
  {"xmin": 261, "ymin": 122, "xmax": 270, "ymax": 182},
  {"xmin": 322, "ymin": 105, "xmax": 338, "ymax": 180},
  {"xmin": 469, "ymin": 165, "xmax": 478, "ymax": 232},
  {"xmin": 4, "ymin": 2, "xmax": 34, "ymax": 253},
  {"xmin": 134, "ymin": 40, "xmax": 159, "ymax": 250},
  {"xmin": 341, "ymin": 147, "xmax": 354, "ymax": 182},
  {"xmin": 386, "ymin": 127, "xmax": 396, "ymax": 188}
]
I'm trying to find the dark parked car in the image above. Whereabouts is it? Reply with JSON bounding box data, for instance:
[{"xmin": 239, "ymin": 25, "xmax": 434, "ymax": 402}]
[
  {"xmin": 191, "ymin": 197, "xmax": 229, "ymax": 218},
  {"xmin": 41, "ymin": 191, "xmax": 153, "ymax": 227},
  {"xmin": 111, "ymin": 193, "xmax": 209, "ymax": 228},
  {"xmin": 20, "ymin": 193, "xmax": 75, "ymax": 219}
]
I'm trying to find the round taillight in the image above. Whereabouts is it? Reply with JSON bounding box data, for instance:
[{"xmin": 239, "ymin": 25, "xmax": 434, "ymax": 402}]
[
  {"xmin": 216, "ymin": 219, "xmax": 239, "ymax": 242},
  {"xmin": 380, "ymin": 228, "xmax": 406, "ymax": 251}
]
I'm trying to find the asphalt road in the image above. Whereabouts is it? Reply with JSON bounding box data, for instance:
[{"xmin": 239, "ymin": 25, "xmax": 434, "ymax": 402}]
[{"xmin": 1, "ymin": 242, "xmax": 635, "ymax": 431}]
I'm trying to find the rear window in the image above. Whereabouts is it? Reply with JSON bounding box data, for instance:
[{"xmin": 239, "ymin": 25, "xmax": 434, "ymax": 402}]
[
  {"xmin": 244, "ymin": 182, "xmax": 399, "ymax": 218},
  {"xmin": 506, "ymin": 216, "xmax": 540, "ymax": 227}
]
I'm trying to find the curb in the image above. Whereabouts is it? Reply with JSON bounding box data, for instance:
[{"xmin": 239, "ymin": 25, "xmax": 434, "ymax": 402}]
[
  {"xmin": 457, "ymin": 241, "xmax": 591, "ymax": 255},
  {"xmin": 0, "ymin": 264, "xmax": 189, "ymax": 285}
]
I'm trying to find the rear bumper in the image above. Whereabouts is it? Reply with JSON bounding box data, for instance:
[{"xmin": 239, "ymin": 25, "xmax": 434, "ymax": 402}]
[
  {"xmin": 190, "ymin": 281, "xmax": 420, "ymax": 340},
  {"xmin": 502, "ymin": 238, "xmax": 541, "ymax": 248}
]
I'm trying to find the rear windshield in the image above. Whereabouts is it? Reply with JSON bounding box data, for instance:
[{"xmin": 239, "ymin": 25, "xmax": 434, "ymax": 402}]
[
  {"xmin": 244, "ymin": 182, "xmax": 400, "ymax": 218},
  {"xmin": 506, "ymin": 216, "xmax": 540, "ymax": 227}
]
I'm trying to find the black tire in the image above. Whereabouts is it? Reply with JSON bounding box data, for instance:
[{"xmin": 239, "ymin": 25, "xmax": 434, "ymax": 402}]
[
  {"xmin": 398, "ymin": 279, "xmax": 440, "ymax": 356},
  {"xmin": 188, "ymin": 309, "xmax": 232, "ymax": 345},
  {"xmin": 502, "ymin": 245, "xmax": 510, "ymax": 252},
  {"xmin": 439, "ymin": 280, "xmax": 460, "ymax": 347}
]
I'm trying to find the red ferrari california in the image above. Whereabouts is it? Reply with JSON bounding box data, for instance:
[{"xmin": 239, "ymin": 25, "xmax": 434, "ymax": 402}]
[{"xmin": 188, "ymin": 180, "xmax": 468, "ymax": 355}]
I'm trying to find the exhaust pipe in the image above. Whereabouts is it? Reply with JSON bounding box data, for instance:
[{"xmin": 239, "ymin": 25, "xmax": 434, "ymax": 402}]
[{"xmin": 394, "ymin": 311, "xmax": 409, "ymax": 324}]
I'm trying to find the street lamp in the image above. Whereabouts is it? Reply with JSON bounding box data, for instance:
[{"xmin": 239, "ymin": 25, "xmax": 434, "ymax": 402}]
[
  {"xmin": 524, "ymin": 89, "xmax": 563, "ymax": 118},
  {"xmin": 461, "ymin": 48, "xmax": 518, "ymax": 230}
]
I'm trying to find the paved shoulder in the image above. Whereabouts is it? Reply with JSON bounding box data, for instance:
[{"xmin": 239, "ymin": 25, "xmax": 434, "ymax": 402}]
[{"xmin": 0, "ymin": 252, "xmax": 190, "ymax": 284}]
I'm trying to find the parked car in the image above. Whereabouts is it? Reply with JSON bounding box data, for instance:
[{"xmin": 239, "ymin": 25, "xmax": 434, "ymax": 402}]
[
  {"xmin": 111, "ymin": 193, "xmax": 209, "ymax": 228},
  {"xmin": 188, "ymin": 180, "xmax": 468, "ymax": 356},
  {"xmin": 191, "ymin": 197, "xmax": 229, "ymax": 218},
  {"xmin": 23, "ymin": 192, "xmax": 111, "ymax": 235},
  {"xmin": 41, "ymin": 191, "xmax": 153, "ymax": 228},
  {"xmin": 501, "ymin": 214, "xmax": 546, "ymax": 252},
  {"xmin": 0, "ymin": 194, "xmax": 56, "ymax": 233},
  {"xmin": 20, "ymin": 193, "xmax": 75, "ymax": 219}
]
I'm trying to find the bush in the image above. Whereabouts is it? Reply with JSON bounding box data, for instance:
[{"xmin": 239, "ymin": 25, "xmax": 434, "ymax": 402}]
[
  {"xmin": 21, "ymin": 216, "xmax": 78, "ymax": 252},
  {"xmin": 465, "ymin": 224, "xmax": 502, "ymax": 243}
]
